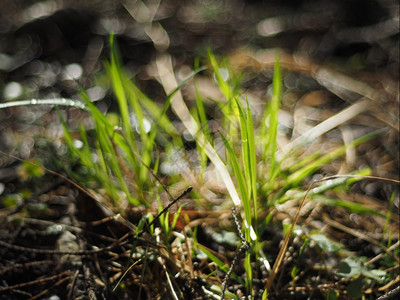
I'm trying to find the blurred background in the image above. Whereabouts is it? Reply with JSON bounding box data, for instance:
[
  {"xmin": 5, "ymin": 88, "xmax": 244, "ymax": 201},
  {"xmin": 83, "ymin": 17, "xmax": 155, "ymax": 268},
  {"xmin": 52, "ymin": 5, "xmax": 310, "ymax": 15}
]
[{"xmin": 1, "ymin": 0, "xmax": 397, "ymax": 99}]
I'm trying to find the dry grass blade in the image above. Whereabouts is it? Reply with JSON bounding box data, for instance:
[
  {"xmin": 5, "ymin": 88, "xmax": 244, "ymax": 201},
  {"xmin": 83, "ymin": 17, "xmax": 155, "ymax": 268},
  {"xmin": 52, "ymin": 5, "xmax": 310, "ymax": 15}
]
[
  {"xmin": 282, "ymin": 99, "xmax": 372, "ymax": 153},
  {"xmin": 365, "ymin": 241, "xmax": 400, "ymax": 267},
  {"xmin": 265, "ymin": 178, "xmax": 316, "ymax": 292},
  {"xmin": 375, "ymin": 277, "xmax": 400, "ymax": 299},
  {"xmin": 322, "ymin": 217, "xmax": 399, "ymax": 263},
  {"xmin": 158, "ymin": 256, "xmax": 180, "ymax": 300},
  {"xmin": 0, "ymin": 272, "xmax": 69, "ymax": 292}
]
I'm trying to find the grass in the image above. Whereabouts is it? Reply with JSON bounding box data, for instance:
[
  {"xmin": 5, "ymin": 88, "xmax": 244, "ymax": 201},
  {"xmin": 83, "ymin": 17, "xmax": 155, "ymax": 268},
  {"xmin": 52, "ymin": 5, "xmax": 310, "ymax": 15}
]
[{"xmin": 1, "ymin": 37, "xmax": 398, "ymax": 299}]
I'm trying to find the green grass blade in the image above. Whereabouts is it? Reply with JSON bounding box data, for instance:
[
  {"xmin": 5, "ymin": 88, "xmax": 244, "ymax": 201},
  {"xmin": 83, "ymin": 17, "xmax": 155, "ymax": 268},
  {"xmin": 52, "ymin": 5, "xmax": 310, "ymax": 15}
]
[
  {"xmin": 219, "ymin": 132, "xmax": 247, "ymax": 205},
  {"xmin": 106, "ymin": 35, "xmax": 134, "ymax": 142},
  {"xmin": 125, "ymin": 80, "xmax": 178, "ymax": 136},
  {"xmin": 287, "ymin": 151, "xmax": 322, "ymax": 173},
  {"xmin": 234, "ymin": 97, "xmax": 250, "ymax": 195},
  {"xmin": 171, "ymin": 204, "xmax": 187, "ymax": 232},
  {"xmin": 267, "ymin": 58, "xmax": 282, "ymax": 183},
  {"xmin": 286, "ymin": 129, "xmax": 385, "ymax": 187},
  {"xmin": 219, "ymin": 131, "xmax": 253, "ymax": 241},
  {"xmin": 208, "ymin": 49, "xmax": 233, "ymax": 102},
  {"xmin": 198, "ymin": 244, "xmax": 229, "ymax": 273},
  {"xmin": 313, "ymin": 195, "xmax": 385, "ymax": 217},
  {"xmin": 244, "ymin": 252, "xmax": 253, "ymax": 295},
  {"xmin": 234, "ymin": 96, "xmax": 258, "ymax": 234},
  {"xmin": 245, "ymin": 100, "xmax": 258, "ymax": 222},
  {"xmin": 278, "ymin": 169, "xmax": 368, "ymax": 203},
  {"xmin": 194, "ymin": 87, "xmax": 209, "ymax": 176},
  {"xmin": 198, "ymin": 244, "xmax": 244, "ymax": 286}
]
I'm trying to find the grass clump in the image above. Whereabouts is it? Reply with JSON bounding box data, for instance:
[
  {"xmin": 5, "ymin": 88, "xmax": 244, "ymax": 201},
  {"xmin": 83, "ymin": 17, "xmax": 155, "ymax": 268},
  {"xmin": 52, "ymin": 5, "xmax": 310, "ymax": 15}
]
[
  {"xmin": 2, "ymin": 37, "xmax": 398, "ymax": 299},
  {"xmin": 58, "ymin": 35, "xmax": 204, "ymax": 206}
]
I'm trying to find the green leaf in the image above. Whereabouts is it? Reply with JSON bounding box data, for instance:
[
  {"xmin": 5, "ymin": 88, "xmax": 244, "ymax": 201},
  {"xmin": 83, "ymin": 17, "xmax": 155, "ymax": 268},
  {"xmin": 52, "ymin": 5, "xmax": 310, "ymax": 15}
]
[
  {"xmin": 337, "ymin": 257, "xmax": 361, "ymax": 277},
  {"xmin": 361, "ymin": 268, "xmax": 386, "ymax": 282},
  {"xmin": 310, "ymin": 233, "xmax": 342, "ymax": 253},
  {"xmin": 336, "ymin": 257, "xmax": 386, "ymax": 282},
  {"xmin": 346, "ymin": 276, "xmax": 363, "ymax": 299}
]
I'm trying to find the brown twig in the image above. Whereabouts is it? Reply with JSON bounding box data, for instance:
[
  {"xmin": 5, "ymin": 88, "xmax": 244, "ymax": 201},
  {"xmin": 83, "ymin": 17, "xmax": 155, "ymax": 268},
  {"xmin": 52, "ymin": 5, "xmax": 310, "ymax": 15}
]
[
  {"xmin": 0, "ymin": 233, "xmax": 130, "ymax": 255},
  {"xmin": 0, "ymin": 272, "xmax": 70, "ymax": 292},
  {"xmin": 377, "ymin": 285, "xmax": 400, "ymax": 300},
  {"xmin": 30, "ymin": 275, "xmax": 71, "ymax": 300}
]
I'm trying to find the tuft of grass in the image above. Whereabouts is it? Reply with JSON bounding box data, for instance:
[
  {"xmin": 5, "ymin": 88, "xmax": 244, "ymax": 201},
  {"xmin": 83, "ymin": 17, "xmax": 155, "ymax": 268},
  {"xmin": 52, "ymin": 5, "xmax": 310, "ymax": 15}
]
[
  {"xmin": 192, "ymin": 53, "xmax": 396, "ymax": 298},
  {"xmin": 2, "ymin": 37, "xmax": 398, "ymax": 299},
  {"xmin": 57, "ymin": 34, "xmax": 206, "ymax": 206}
]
